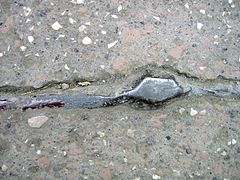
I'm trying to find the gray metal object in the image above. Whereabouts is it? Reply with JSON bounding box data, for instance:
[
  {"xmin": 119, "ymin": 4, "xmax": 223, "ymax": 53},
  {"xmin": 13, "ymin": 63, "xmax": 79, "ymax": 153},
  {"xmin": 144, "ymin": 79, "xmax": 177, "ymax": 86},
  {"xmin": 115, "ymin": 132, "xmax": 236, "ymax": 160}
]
[
  {"xmin": 122, "ymin": 77, "xmax": 183, "ymax": 102},
  {"xmin": 0, "ymin": 77, "xmax": 184, "ymax": 110}
]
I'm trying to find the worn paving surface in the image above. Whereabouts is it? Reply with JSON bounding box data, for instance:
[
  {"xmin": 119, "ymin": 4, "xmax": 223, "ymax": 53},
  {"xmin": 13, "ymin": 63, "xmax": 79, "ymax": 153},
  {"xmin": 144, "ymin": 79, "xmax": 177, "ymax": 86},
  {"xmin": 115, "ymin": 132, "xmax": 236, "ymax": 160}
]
[{"xmin": 0, "ymin": 0, "xmax": 240, "ymax": 179}]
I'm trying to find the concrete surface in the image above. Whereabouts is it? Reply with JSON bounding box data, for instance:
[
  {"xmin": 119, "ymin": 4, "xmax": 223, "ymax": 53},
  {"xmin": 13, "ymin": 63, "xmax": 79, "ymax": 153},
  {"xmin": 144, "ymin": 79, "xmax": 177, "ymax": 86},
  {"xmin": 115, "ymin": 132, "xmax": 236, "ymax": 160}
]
[{"xmin": 0, "ymin": 0, "xmax": 240, "ymax": 179}]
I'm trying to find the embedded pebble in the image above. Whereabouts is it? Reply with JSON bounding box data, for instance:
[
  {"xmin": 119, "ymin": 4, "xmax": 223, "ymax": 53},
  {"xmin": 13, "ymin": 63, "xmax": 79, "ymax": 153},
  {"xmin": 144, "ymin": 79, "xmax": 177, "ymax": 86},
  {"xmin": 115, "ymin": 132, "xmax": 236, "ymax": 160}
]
[
  {"xmin": 1, "ymin": 164, "xmax": 8, "ymax": 172},
  {"xmin": 221, "ymin": 150, "xmax": 227, "ymax": 156},
  {"xmin": 107, "ymin": 40, "xmax": 118, "ymax": 49},
  {"xmin": 76, "ymin": 0, "xmax": 84, "ymax": 4},
  {"xmin": 101, "ymin": 30, "xmax": 107, "ymax": 35},
  {"xmin": 61, "ymin": 83, "xmax": 70, "ymax": 90},
  {"xmin": 118, "ymin": 5, "xmax": 123, "ymax": 12},
  {"xmin": 179, "ymin": 107, "xmax": 186, "ymax": 114},
  {"xmin": 28, "ymin": 115, "xmax": 49, "ymax": 128},
  {"xmin": 127, "ymin": 129, "xmax": 135, "ymax": 138},
  {"xmin": 232, "ymin": 139, "xmax": 237, "ymax": 145},
  {"xmin": 79, "ymin": 25, "xmax": 87, "ymax": 32},
  {"xmin": 23, "ymin": 7, "xmax": 32, "ymax": 16},
  {"xmin": 69, "ymin": 18, "xmax": 76, "ymax": 24},
  {"xmin": 111, "ymin": 15, "xmax": 118, "ymax": 19},
  {"xmin": 184, "ymin": 3, "xmax": 189, "ymax": 9},
  {"xmin": 28, "ymin": 36, "xmax": 34, "ymax": 43},
  {"xmin": 152, "ymin": 174, "xmax": 161, "ymax": 179},
  {"xmin": 190, "ymin": 108, "xmax": 198, "ymax": 116},
  {"xmin": 153, "ymin": 16, "xmax": 160, "ymax": 21},
  {"xmin": 51, "ymin": 21, "xmax": 63, "ymax": 30},
  {"xmin": 228, "ymin": 139, "xmax": 237, "ymax": 145},
  {"xmin": 197, "ymin": 23, "xmax": 204, "ymax": 30},
  {"xmin": 200, "ymin": 9, "xmax": 206, "ymax": 14},
  {"xmin": 82, "ymin": 36, "xmax": 92, "ymax": 45},
  {"xmin": 97, "ymin": 131, "xmax": 105, "ymax": 138},
  {"xmin": 0, "ymin": 53, "xmax": 3, "ymax": 57},
  {"xmin": 199, "ymin": 109, "xmax": 206, "ymax": 115},
  {"xmin": 20, "ymin": 46, "xmax": 27, "ymax": 51}
]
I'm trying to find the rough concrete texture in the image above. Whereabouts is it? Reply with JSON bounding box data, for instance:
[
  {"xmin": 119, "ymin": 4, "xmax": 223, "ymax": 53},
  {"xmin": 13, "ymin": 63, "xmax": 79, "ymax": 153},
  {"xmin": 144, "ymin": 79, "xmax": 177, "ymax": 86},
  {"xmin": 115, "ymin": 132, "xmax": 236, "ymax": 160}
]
[{"xmin": 0, "ymin": 0, "xmax": 240, "ymax": 179}]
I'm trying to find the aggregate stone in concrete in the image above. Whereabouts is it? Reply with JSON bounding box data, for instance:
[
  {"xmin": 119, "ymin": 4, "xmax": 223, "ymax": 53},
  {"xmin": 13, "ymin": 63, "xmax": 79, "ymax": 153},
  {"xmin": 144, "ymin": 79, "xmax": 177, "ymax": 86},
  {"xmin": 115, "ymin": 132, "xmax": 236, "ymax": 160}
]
[
  {"xmin": 0, "ymin": 97, "xmax": 240, "ymax": 179},
  {"xmin": 0, "ymin": 0, "xmax": 239, "ymax": 88}
]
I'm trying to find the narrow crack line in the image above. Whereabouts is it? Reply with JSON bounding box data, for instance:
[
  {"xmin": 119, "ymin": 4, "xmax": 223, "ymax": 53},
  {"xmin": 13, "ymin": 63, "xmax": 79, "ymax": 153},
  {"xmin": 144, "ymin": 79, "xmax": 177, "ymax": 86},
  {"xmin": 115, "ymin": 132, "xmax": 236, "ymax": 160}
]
[{"xmin": 0, "ymin": 65, "xmax": 240, "ymax": 94}]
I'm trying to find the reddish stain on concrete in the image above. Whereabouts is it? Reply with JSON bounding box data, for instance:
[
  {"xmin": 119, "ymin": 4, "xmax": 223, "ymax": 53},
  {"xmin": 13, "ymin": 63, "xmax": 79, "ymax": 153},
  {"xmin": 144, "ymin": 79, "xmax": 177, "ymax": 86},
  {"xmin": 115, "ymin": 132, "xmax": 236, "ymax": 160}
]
[
  {"xmin": 0, "ymin": 16, "xmax": 13, "ymax": 33},
  {"xmin": 36, "ymin": 156, "xmax": 50, "ymax": 168},
  {"xmin": 112, "ymin": 56, "xmax": 129, "ymax": 71},
  {"xmin": 99, "ymin": 168, "xmax": 111, "ymax": 180},
  {"xmin": 169, "ymin": 45, "xmax": 187, "ymax": 59}
]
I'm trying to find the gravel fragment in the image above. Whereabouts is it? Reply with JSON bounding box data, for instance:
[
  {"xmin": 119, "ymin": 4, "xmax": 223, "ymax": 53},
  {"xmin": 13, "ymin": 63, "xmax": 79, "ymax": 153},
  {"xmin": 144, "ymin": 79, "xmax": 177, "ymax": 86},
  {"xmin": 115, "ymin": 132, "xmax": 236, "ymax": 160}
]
[
  {"xmin": 28, "ymin": 115, "xmax": 49, "ymax": 128},
  {"xmin": 20, "ymin": 46, "xmax": 27, "ymax": 51},
  {"xmin": 107, "ymin": 40, "xmax": 118, "ymax": 49},
  {"xmin": 190, "ymin": 108, "xmax": 198, "ymax": 116},
  {"xmin": 1, "ymin": 164, "xmax": 8, "ymax": 172},
  {"xmin": 69, "ymin": 18, "xmax": 76, "ymax": 24},
  {"xmin": 61, "ymin": 83, "xmax": 70, "ymax": 90},
  {"xmin": 82, "ymin": 36, "xmax": 92, "ymax": 45},
  {"xmin": 28, "ymin": 36, "xmax": 34, "ymax": 43},
  {"xmin": 79, "ymin": 25, "xmax": 86, "ymax": 32},
  {"xmin": 197, "ymin": 23, "xmax": 204, "ymax": 30},
  {"xmin": 232, "ymin": 139, "xmax": 237, "ymax": 145},
  {"xmin": 51, "ymin": 21, "xmax": 63, "ymax": 30},
  {"xmin": 152, "ymin": 174, "xmax": 161, "ymax": 179},
  {"xmin": 118, "ymin": 5, "xmax": 123, "ymax": 12},
  {"xmin": 179, "ymin": 107, "xmax": 186, "ymax": 114},
  {"xmin": 200, "ymin": 9, "xmax": 206, "ymax": 14}
]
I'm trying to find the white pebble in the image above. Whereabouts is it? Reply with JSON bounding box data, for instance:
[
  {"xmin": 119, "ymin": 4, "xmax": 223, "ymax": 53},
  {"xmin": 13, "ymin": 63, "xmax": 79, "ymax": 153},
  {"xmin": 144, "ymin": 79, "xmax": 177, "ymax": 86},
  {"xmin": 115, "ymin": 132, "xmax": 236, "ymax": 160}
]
[
  {"xmin": 82, "ymin": 36, "xmax": 92, "ymax": 45},
  {"xmin": 228, "ymin": 0, "xmax": 233, "ymax": 4},
  {"xmin": 179, "ymin": 108, "xmax": 185, "ymax": 114},
  {"xmin": 108, "ymin": 40, "xmax": 118, "ymax": 49},
  {"xmin": 197, "ymin": 23, "xmax": 204, "ymax": 30},
  {"xmin": 69, "ymin": 18, "xmax": 76, "ymax": 24},
  {"xmin": 97, "ymin": 131, "xmax": 105, "ymax": 138},
  {"xmin": 28, "ymin": 36, "xmax": 34, "ymax": 43},
  {"xmin": 190, "ymin": 108, "xmax": 198, "ymax": 116},
  {"xmin": 64, "ymin": 64, "xmax": 70, "ymax": 70},
  {"xmin": 153, "ymin": 16, "xmax": 160, "ymax": 21},
  {"xmin": 118, "ymin": 5, "xmax": 123, "ymax": 12},
  {"xmin": 51, "ymin": 21, "xmax": 63, "ymax": 30},
  {"xmin": 28, "ymin": 116, "xmax": 48, "ymax": 128},
  {"xmin": 79, "ymin": 25, "xmax": 86, "ymax": 32},
  {"xmin": 20, "ymin": 46, "xmax": 27, "ymax": 51},
  {"xmin": 101, "ymin": 30, "xmax": 107, "ymax": 35},
  {"xmin": 111, "ymin": 15, "xmax": 118, "ymax": 19},
  {"xmin": 232, "ymin": 139, "xmax": 237, "ymax": 145},
  {"xmin": 0, "ymin": 53, "xmax": 3, "ymax": 57},
  {"xmin": 200, "ymin": 9, "xmax": 206, "ymax": 14},
  {"xmin": 23, "ymin": 7, "xmax": 31, "ymax": 16},
  {"xmin": 221, "ymin": 151, "xmax": 227, "ymax": 156},
  {"xmin": 76, "ymin": 0, "xmax": 84, "ymax": 4},
  {"xmin": 199, "ymin": 66, "xmax": 206, "ymax": 70},
  {"xmin": 37, "ymin": 150, "xmax": 41, "ymax": 155},
  {"xmin": 184, "ymin": 3, "xmax": 189, "ymax": 9},
  {"xmin": 199, "ymin": 109, "xmax": 206, "ymax": 115},
  {"xmin": 1, "ymin": 164, "xmax": 8, "ymax": 172},
  {"xmin": 152, "ymin": 174, "xmax": 161, "ymax": 180}
]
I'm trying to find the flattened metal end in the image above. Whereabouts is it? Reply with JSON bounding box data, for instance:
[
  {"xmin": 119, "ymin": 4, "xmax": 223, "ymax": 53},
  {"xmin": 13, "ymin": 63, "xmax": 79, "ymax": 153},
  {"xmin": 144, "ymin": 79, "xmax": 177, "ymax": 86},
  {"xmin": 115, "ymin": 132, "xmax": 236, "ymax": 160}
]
[{"xmin": 123, "ymin": 77, "xmax": 183, "ymax": 102}]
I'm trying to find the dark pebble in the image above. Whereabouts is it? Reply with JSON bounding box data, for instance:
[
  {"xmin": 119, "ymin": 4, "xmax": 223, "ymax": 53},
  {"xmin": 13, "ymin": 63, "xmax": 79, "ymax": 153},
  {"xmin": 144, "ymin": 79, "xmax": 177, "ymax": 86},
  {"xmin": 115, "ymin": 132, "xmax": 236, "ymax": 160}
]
[
  {"xmin": 166, "ymin": 136, "xmax": 171, "ymax": 140},
  {"xmin": 186, "ymin": 148, "xmax": 192, "ymax": 154}
]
